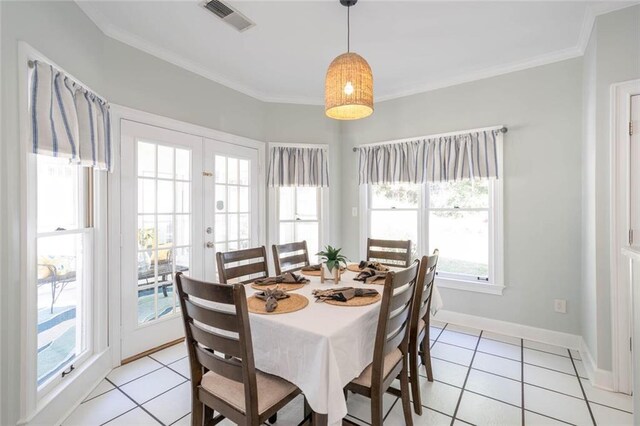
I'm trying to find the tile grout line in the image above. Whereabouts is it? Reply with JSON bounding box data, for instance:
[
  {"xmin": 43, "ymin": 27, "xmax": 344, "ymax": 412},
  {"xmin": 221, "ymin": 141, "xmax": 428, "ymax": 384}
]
[
  {"xmin": 450, "ymin": 330, "xmax": 483, "ymax": 425},
  {"xmin": 383, "ymin": 397, "xmax": 400, "ymax": 421},
  {"xmin": 430, "ymin": 322, "xmax": 448, "ymax": 349},
  {"xmin": 148, "ymin": 353, "xmax": 190, "ymax": 380},
  {"xmin": 102, "ymin": 377, "xmax": 167, "ymax": 426},
  {"xmin": 568, "ymin": 350, "xmax": 597, "ymax": 426},
  {"xmin": 523, "ymin": 409, "xmax": 576, "ymax": 425},
  {"xmin": 588, "ymin": 400, "xmax": 633, "ymax": 415},
  {"xmin": 168, "ymin": 412, "xmax": 190, "ymax": 426},
  {"xmin": 521, "ymin": 338, "xmax": 525, "ymax": 426}
]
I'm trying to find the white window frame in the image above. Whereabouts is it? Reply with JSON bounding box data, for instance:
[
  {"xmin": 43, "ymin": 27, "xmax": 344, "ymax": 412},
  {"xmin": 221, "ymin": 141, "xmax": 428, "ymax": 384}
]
[
  {"xmin": 359, "ymin": 129, "xmax": 504, "ymax": 295},
  {"xmin": 267, "ymin": 143, "xmax": 330, "ymax": 265},
  {"xmin": 19, "ymin": 43, "xmax": 110, "ymax": 424},
  {"xmin": 32, "ymin": 159, "xmax": 95, "ymax": 396}
]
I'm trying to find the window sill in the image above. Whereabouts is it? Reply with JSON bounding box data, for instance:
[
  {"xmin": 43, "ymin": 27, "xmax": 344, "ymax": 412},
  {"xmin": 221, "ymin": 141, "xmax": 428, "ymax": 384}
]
[{"xmin": 435, "ymin": 277, "xmax": 505, "ymax": 295}]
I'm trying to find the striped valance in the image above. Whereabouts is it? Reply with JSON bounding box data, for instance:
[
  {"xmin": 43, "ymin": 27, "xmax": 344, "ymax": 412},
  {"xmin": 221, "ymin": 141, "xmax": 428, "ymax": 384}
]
[
  {"xmin": 30, "ymin": 61, "xmax": 112, "ymax": 171},
  {"xmin": 267, "ymin": 146, "xmax": 329, "ymax": 187},
  {"xmin": 357, "ymin": 130, "xmax": 500, "ymax": 185}
]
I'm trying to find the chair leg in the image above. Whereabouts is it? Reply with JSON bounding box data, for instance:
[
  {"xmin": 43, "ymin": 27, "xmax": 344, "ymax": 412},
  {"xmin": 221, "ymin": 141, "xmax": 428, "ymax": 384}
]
[
  {"xmin": 191, "ymin": 399, "xmax": 203, "ymax": 426},
  {"xmin": 370, "ymin": 391, "xmax": 385, "ymax": 426},
  {"xmin": 204, "ymin": 405, "xmax": 214, "ymax": 425},
  {"xmin": 409, "ymin": 344, "xmax": 423, "ymax": 415},
  {"xmin": 400, "ymin": 359, "xmax": 414, "ymax": 426},
  {"xmin": 421, "ymin": 336, "xmax": 434, "ymax": 382}
]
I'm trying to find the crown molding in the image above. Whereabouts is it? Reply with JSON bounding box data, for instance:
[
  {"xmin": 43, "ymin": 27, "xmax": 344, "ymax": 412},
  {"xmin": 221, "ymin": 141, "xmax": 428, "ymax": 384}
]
[
  {"xmin": 76, "ymin": 1, "xmax": 640, "ymax": 106},
  {"xmin": 76, "ymin": 1, "xmax": 277, "ymax": 102}
]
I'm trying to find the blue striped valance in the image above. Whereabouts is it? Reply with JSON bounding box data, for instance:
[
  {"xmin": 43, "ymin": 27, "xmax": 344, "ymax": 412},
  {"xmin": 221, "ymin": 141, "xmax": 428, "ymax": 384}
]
[
  {"xmin": 267, "ymin": 146, "xmax": 329, "ymax": 187},
  {"xmin": 357, "ymin": 130, "xmax": 500, "ymax": 184},
  {"xmin": 30, "ymin": 61, "xmax": 112, "ymax": 171}
]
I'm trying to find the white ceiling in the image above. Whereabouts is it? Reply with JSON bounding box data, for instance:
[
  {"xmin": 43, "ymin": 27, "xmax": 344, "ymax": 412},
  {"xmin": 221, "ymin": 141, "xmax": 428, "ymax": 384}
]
[{"xmin": 77, "ymin": 1, "xmax": 634, "ymax": 105}]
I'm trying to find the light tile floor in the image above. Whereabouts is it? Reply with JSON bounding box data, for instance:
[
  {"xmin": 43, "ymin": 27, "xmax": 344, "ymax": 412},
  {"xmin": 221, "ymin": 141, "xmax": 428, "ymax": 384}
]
[{"xmin": 63, "ymin": 321, "xmax": 634, "ymax": 425}]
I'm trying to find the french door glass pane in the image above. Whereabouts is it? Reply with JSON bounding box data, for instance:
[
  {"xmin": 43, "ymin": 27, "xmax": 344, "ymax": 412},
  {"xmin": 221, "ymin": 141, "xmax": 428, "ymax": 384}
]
[
  {"xmin": 138, "ymin": 179, "xmax": 156, "ymax": 214},
  {"xmin": 136, "ymin": 141, "xmax": 192, "ymax": 324},
  {"xmin": 213, "ymin": 154, "xmax": 252, "ymax": 256},
  {"xmin": 37, "ymin": 233, "xmax": 85, "ymax": 385},
  {"xmin": 429, "ymin": 180, "xmax": 489, "ymax": 209},
  {"xmin": 137, "ymin": 142, "xmax": 156, "ymax": 178},
  {"xmin": 157, "ymin": 146, "xmax": 174, "ymax": 179},
  {"xmin": 429, "ymin": 210, "xmax": 489, "ymax": 277}
]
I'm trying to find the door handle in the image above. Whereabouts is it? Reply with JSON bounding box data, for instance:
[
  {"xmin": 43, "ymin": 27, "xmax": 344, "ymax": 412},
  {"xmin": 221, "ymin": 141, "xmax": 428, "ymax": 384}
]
[{"xmin": 206, "ymin": 242, "xmax": 214, "ymax": 248}]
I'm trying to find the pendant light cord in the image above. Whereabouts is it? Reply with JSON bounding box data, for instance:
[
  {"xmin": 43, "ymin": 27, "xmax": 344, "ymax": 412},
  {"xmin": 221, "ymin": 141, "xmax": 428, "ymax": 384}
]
[{"xmin": 347, "ymin": 5, "xmax": 350, "ymax": 52}]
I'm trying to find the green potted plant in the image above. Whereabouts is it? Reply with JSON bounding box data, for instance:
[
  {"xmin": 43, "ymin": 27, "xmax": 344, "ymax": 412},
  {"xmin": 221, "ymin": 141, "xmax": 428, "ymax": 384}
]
[{"xmin": 317, "ymin": 245, "xmax": 348, "ymax": 283}]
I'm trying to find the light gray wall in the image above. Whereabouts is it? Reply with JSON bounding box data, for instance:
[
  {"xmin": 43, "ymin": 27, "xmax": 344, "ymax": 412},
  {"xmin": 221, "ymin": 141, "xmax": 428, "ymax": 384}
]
[
  {"xmin": 1, "ymin": 2, "xmax": 106, "ymax": 424},
  {"xmin": 341, "ymin": 58, "xmax": 584, "ymax": 334},
  {"xmin": 264, "ymin": 103, "xmax": 342, "ymax": 245},
  {"xmin": 102, "ymin": 38, "xmax": 265, "ymax": 141},
  {"xmin": 0, "ymin": 3, "xmax": 335, "ymax": 424},
  {"xmin": 581, "ymin": 5, "xmax": 640, "ymax": 371}
]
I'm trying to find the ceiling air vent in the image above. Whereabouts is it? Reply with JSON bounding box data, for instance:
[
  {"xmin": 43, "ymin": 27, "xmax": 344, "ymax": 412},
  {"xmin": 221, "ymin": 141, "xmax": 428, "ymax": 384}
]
[{"xmin": 203, "ymin": 0, "xmax": 255, "ymax": 32}]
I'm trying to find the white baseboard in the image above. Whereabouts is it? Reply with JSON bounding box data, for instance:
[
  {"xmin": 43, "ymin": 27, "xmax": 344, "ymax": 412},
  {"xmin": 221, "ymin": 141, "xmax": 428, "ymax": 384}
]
[
  {"xmin": 434, "ymin": 309, "xmax": 582, "ymax": 349},
  {"xmin": 579, "ymin": 338, "xmax": 614, "ymax": 391},
  {"xmin": 432, "ymin": 310, "xmax": 616, "ymax": 390}
]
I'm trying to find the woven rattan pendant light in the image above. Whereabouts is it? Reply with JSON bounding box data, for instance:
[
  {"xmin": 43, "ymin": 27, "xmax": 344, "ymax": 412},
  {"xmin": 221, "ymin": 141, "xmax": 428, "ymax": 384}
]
[{"xmin": 325, "ymin": 0, "xmax": 373, "ymax": 120}]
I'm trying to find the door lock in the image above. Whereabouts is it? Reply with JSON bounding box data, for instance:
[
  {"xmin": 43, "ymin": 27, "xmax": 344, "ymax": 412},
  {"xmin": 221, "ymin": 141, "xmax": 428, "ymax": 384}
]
[
  {"xmin": 206, "ymin": 242, "xmax": 214, "ymax": 248},
  {"xmin": 206, "ymin": 227, "xmax": 212, "ymax": 234}
]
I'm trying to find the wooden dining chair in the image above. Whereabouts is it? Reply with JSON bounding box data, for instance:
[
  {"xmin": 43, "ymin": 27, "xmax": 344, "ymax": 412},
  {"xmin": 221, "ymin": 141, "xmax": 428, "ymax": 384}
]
[
  {"xmin": 175, "ymin": 272, "xmax": 301, "ymax": 426},
  {"xmin": 272, "ymin": 241, "xmax": 311, "ymax": 275},
  {"xmin": 407, "ymin": 250, "xmax": 439, "ymax": 415},
  {"xmin": 216, "ymin": 246, "xmax": 269, "ymax": 284},
  {"xmin": 366, "ymin": 238, "xmax": 412, "ymax": 268},
  {"xmin": 344, "ymin": 260, "xmax": 419, "ymax": 426}
]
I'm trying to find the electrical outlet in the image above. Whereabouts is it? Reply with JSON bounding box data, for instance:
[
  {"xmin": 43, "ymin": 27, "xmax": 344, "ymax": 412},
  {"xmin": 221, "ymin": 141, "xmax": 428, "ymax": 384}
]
[
  {"xmin": 352, "ymin": 207, "xmax": 358, "ymax": 217},
  {"xmin": 554, "ymin": 299, "xmax": 567, "ymax": 314}
]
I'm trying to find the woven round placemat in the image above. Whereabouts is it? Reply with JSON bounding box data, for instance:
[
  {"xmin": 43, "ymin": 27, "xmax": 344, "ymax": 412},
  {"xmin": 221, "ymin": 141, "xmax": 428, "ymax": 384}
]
[
  {"xmin": 324, "ymin": 293, "xmax": 382, "ymax": 307},
  {"xmin": 247, "ymin": 293, "xmax": 309, "ymax": 315},
  {"xmin": 346, "ymin": 263, "xmax": 362, "ymax": 272},
  {"xmin": 301, "ymin": 267, "xmax": 346, "ymax": 277},
  {"xmin": 250, "ymin": 282, "xmax": 306, "ymax": 292}
]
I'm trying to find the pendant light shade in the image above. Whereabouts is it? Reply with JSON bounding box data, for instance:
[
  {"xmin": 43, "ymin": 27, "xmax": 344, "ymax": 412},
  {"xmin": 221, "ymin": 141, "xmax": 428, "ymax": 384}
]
[
  {"xmin": 325, "ymin": 52, "xmax": 373, "ymax": 120},
  {"xmin": 325, "ymin": 0, "xmax": 373, "ymax": 120}
]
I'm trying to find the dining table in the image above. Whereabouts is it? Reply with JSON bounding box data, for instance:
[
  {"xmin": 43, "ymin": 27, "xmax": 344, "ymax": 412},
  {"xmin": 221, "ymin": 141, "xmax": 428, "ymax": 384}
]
[{"xmin": 245, "ymin": 266, "xmax": 442, "ymax": 425}]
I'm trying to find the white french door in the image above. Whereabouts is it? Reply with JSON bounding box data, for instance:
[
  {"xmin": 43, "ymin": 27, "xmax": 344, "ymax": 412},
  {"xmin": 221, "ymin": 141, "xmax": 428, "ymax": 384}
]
[
  {"xmin": 120, "ymin": 122, "xmax": 262, "ymax": 359},
  {"xmin": 120, "ymin": 121, "xmax": 204, "ymax": 359},
  {"xmin": 203, "ymin": 139, "xmax": 260, "ymax": 281}
]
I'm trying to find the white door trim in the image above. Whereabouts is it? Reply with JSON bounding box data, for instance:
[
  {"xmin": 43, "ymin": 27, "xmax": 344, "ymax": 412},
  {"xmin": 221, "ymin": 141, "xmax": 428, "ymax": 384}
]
[
  {"xmin": 610, "ymin": 79, "xmax": 640, "ymax": 394},
  {"xmin": 108, "ymin": 105, "xmax": 266, "ymax": 365}
]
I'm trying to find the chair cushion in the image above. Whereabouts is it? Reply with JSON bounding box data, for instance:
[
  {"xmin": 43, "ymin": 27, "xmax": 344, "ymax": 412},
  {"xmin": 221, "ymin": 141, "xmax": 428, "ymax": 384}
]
[
  {"xmin": 200, "ymin": 369, "xmax": 297, "ymax": 415},
  {"xmin": 351, "ymin": 348, "xmax": 403, "ymax": 388}
]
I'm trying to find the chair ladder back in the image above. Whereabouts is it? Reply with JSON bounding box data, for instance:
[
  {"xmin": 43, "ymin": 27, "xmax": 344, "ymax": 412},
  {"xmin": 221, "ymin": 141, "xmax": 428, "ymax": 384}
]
[
  {"xmin": 272, "ymin": 241, "xmax": 310, "ymax": 275},
  {"xmin": 370, "ymin": 261, "xmax": 419, "ymax": 387},
  {"xmin": 216, "ymin": 246, "xmax": 269, "ymax": 284},
  {"xmin": 367, "ymin": 238, "xmax": 412, "ymax": 268},
  {"xmin": 175, "ymin": 272, "xmax": 259, "ymax": 415},
  {"xmin": 416, "ymin": 251, "xmax": 439, "ymax": 323}
]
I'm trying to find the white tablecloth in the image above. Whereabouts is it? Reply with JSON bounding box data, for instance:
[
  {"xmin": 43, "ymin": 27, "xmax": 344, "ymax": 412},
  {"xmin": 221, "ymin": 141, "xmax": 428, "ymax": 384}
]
[
  {"xmin": 247, "ymin": 270, "xmax": 443, "ymax": 425},
  {"xmin": 247, "ymin": 270, "xmax": 379, "ymax": 425}
]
